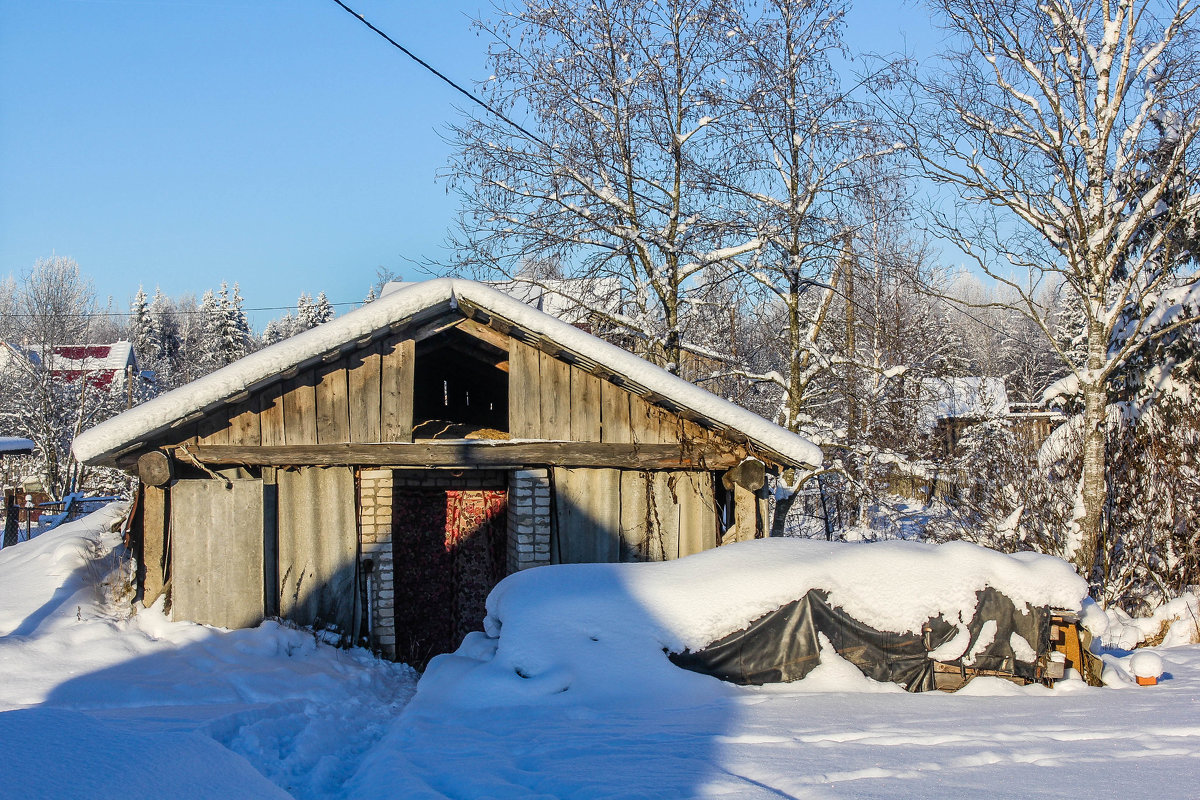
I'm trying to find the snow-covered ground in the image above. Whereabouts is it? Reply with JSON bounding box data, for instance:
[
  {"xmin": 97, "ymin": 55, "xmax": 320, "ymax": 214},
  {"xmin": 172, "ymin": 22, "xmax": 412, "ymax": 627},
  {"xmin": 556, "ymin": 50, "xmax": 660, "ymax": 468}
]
[
  {"xmin": 2, "ymin": 507, "xmax": 1198, "ymax": 799},
  {"xmin": 0, "ymin": 506, "xmax": 417, "ymax": 799}
]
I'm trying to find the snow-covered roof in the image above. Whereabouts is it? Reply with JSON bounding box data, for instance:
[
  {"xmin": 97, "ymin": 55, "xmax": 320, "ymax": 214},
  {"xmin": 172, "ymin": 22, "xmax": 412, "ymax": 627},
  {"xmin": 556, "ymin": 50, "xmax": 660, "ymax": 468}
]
[
  {"xmin": 921, "ymin": 377, "xmax": 1009, "ymax": 426},
  {"xmin": 0, "ymin": 437, "xmax": 34, "ymax": 455},
  {"xmin": 385, "ymin": 276, "xmax": 624, "ymax": 327},
  {"xmin": 74, "ymin": 279, "xmax": 821, "ymax": 469},
  {"xmin": 2, "ymin": 342, "xmax": 136, "ymax": 390}
]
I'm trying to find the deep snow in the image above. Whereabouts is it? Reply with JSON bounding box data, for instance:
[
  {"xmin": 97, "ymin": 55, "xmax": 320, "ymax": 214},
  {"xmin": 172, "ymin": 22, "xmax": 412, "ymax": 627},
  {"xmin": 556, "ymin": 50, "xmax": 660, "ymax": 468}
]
[{"xmin": 2, "ymin": 507, "xmax": 1198, "ymax": 799}]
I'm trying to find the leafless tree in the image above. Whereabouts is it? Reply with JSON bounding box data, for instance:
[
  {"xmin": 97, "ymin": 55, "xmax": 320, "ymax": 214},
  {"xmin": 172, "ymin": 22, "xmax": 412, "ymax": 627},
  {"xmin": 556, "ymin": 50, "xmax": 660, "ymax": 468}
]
[
  {"xmin": 0, "ymin": 257, "xmax": 127, "ymax": 497},
  {"xmin": 893, "ymin": 0, "xmax": 1200, "ymax": 582},
  {"xmin": 448, "ymin": 0, "xmax": 762, "ymax": 373},
  {"xmin": 718, "ymin": 0, "xmax": 904, "ymax": 440}
]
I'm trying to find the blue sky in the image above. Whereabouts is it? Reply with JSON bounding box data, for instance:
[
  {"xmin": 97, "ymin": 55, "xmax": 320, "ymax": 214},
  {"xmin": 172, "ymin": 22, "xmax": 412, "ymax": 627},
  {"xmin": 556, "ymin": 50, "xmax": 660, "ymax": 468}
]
[{"xmin": 0, "ymin": 0, "xmax": 938, "ymax": 329}]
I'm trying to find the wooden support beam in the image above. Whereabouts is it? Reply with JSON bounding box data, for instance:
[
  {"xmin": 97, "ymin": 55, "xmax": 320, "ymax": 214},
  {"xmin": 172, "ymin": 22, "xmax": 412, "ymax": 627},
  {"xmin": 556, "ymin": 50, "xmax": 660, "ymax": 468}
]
[
  {"xmin": 174, "ymin": 441, "xmax": 746, "ymax": 469},
  {"xmin": 137, "ymin": 450, "xmax": 174, "ymax": 487},
  {"xmin": 456, "ymin": 317, "xmax": 512, "ymax": 351}
]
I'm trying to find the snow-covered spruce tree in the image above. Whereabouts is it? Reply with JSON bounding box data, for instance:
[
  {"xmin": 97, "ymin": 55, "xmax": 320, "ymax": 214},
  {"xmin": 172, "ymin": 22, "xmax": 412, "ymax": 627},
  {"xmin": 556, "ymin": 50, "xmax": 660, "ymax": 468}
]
[
  {"xmin": 261, "ymin": 313, "xmax": 299, "ymax": 346},
  {"xmin": 894, "ymin": 0, "xmax": 1200, "ymax": 586},
  {"xmin": 128, "ymin": 286, "xmax": 152, "ymax": 363},
  {"xmin": 310, "ymin": 291, "xmax": 334, "ymax": 326},
  {"xmin": 199, "ymin": 283, "xmax": 253, "ymax": 370},
  {"xmin": 449, "ymin": 0, "xmax": 761, "ymax": 374}
]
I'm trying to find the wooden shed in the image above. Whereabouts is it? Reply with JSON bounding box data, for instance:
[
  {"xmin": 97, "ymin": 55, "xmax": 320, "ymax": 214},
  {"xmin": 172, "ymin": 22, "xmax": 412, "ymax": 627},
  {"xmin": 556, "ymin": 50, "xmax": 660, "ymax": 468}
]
[{"xmin": 74, "ymin": 280, "xmax": 821, "ymax": 665}]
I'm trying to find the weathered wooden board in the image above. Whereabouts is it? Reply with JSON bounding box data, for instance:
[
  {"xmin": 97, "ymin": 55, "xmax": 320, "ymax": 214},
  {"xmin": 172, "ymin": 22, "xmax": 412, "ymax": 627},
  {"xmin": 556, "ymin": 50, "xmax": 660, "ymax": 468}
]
[
  {"xmin": 570, "ymin": 367, "xmax": 602, "ymax": 442},
  {"xmin": 180, "ymin": 441, "xmax": 743, "ymax": 469},
  {"xmin": 315, "ymin": 360, "xmax": 351, "ymax": 444},
  {"xmin": 677, "ymin": 471, "xmax": 716, "ymax": 557},
  {"xmin": 142, "ymin": 484, "xmax": 168, "ymax": 604},
  {"xmin": 170, "ymin": 479, "xmax": 265, "ymax": 629},
  {"xmin": 549, "ymin": 470, "xmax": 619, "ymax": 563},
  {"xmin": 628, "ymin": 393, "xmax": 668, "ymax": 445},
  {"xmin": 732, "ymin": 483, "xmax": 757, "ymax": 542},
  {"xmin": 381, "ymin": 337, "xmax": 415, "ymax": 442},
  {"xmin": 283, "ymin": 373, "xmax": 318, "ymax": 445},
  {"xmin": 508, "ymin": 339, "xmax": 542, "ymax": 438},
  {"xmin": 259, "ymin": 384, "xmax": 286, "ymax": 447},
  {"xmin": 618, "ymin": 470, "xmax": 649, "ymax": 562},
  {"xmin": 539, "ymin": 351, "xmax": 571, "ymax": 437},
  {"xmin": 649, "ymin": 472, "xmax": 681, "ymax": 560},
  {"xmin": 600, "ymin": 380, "xmax": 632, "ymax": 443},
  {"xmin": 227, "ymin": 400, "xmax": 262, "ymax": 447},
  {"xmin": 276, "ymin": 466, "xmax": 358, "ymax": 636},
  {"xmin": 196, "ymin": 408, "xmax": 231, "ymax": 445},
  {"xmin": 348, "ymin": 342, "xmax": 382, "ymax": 443},
  {"xmin": 552, "ymin": 467, "xmax": 620, "ymax": 564},
  {"xmin": 590, "ymin": 468, "xmax": 622, "ymax": 562}
]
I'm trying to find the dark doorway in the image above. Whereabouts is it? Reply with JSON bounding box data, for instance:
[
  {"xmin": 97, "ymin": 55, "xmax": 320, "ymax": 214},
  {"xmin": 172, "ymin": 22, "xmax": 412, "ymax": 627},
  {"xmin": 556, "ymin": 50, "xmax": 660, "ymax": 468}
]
[{"xmin": 391, "ymin": 486, "xmax": 508, "ymax": 669}]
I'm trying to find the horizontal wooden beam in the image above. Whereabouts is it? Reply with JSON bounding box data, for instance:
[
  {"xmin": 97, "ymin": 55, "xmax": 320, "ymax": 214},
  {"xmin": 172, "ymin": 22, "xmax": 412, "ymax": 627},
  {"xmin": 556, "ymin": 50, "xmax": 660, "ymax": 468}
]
[{"xmin": 174, "ymin": 441, "xmax": 746, "ymax": 470}]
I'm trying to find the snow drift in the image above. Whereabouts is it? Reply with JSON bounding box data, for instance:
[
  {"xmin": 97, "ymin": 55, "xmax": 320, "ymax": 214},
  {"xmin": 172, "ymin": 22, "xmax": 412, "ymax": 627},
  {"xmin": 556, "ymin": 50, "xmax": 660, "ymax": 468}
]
[{"xmin": 412, "ymin": 538, "xmax": 1087, "ymax": 710}]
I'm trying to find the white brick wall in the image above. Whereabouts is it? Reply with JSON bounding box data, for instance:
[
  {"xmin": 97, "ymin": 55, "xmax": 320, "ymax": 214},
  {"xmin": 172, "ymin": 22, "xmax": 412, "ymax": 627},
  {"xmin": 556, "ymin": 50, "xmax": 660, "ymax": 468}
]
[
  {"xmin": 358, "ymin": 468, "xmax": 396, "ymax": 659},
  {"xmin": 507, "ymin": 469, "xmax": 552, "ymax": 572}
]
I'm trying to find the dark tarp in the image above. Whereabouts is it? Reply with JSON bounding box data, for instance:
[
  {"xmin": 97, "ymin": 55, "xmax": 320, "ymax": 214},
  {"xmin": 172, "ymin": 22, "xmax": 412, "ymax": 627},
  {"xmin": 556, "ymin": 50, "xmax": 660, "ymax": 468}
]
[{"xmin": 670, "ymin": 588, "xmax": 1051, "ymax": 692}]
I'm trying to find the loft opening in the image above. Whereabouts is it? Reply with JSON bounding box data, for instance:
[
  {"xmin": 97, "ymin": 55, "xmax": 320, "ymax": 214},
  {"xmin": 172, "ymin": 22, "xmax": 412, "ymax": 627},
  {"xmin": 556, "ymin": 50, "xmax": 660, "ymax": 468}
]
[{"xmin": 413, "ymin": 322, "xmax": 510, "ymax": 438}]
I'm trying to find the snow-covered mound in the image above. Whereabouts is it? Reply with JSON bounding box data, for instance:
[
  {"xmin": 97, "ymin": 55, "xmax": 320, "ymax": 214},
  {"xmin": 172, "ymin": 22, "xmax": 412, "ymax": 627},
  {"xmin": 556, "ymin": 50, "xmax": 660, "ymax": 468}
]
[{"xmin": 413, "ymin": 538, "xmax": 1087, "ymax": 710}]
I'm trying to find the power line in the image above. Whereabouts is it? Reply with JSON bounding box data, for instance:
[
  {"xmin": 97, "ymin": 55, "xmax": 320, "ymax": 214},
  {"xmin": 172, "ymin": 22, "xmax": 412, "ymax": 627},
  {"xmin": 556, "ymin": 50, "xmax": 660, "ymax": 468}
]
[
  {"xmin": 327, "ymin": 0, "xmax": 548, "ymax": 147},
  {"xmin": 2, "ymin": 299, "xmax": 368, "ymax": 319}
]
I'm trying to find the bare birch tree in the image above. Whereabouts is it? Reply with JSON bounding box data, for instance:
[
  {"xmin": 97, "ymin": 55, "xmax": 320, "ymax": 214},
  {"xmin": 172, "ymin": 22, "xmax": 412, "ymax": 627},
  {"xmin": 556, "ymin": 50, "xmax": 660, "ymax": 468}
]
[
  {"xmin": 449, "ymin": 0, "xmax": 761, "ymax": 373},
  {"xmin": 894, "ymin": 0, "xmax": 1200, "ymax": 583}
]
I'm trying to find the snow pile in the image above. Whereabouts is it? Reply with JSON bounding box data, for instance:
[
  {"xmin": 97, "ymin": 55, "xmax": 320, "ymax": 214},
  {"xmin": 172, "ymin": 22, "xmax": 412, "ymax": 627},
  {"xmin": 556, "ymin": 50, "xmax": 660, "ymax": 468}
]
[
  {"xmin": 1082, "ymin": 593, "xmax": 1200, "ymax": 650},
  {"xmin": 412, "ymin": 538, "xmax": 1086, "ymax": 710},
  {"xmin": 0, "ymin": 506, "xmax": 417, "ymax": 800}
]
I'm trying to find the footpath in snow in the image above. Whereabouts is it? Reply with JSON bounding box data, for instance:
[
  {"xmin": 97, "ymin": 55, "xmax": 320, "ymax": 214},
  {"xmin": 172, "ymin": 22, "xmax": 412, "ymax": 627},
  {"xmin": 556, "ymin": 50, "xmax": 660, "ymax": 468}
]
[
  {"xmin": 0, "ymin": 505, "xmax": 416, "ymax": 800},
  {"xmin": 1, "ymin": 506, "xmax": 1198, "ymax": 798}
]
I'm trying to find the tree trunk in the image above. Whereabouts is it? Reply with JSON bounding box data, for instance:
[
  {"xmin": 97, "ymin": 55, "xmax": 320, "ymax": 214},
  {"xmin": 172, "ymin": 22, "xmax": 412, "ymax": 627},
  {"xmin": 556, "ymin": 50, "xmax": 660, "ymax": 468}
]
[
  {"xmin": 1075, "ymin": 381, "xmax": 1106, "ymax": 583},
  {"xmin": 1074, "ymin": 290, "xmax": 1110, "ymax": 593}
]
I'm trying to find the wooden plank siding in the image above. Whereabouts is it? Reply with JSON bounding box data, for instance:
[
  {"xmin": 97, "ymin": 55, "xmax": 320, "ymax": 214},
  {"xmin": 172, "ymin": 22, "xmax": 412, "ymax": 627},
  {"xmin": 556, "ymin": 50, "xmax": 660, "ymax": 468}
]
[
  {"xmin": 508, "ymin": 339, "xmax": 542, "ymax": 438},
  {"xmin": 141, "ymin": 337, "xmax": 416, "ymax": 456},
  {"xmin": 315, "ymin": 359, "xmax": 351, "ymax": 444},
  {"xmin": 380, "ymin": 335, "xmax": 415, "ymax": 442},
  {"xmin": 348, "ymin": 342, "xmax": 382, "ymax": 443},
  {"xmin": 283, "ymin": 373, "xmax": 318, "ymax": 445},
  {"xmin": 259, "ymin": 384, "xmax": 286, "ymax": 447},
  {"xmin": 143, "ymin": 318, "xmax": 743, "ymax": 580},
  {"xmin": 276, "ymin": 467, "xmax": 358, "ymax": 636},
  {"xmin": 503, "ymin": 337, "xmax": 726, "ymax": 565}
]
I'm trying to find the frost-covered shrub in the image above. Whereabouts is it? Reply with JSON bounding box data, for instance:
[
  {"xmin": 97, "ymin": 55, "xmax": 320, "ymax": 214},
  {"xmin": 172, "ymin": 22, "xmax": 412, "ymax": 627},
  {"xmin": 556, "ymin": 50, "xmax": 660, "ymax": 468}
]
[
  {"xmin": 1104, "ymin": 399, "xmax": 1200, "ymax": 614},
  {"xmin": 930, "ymin": 398, "xmax": 1200, "ymax": 613}
]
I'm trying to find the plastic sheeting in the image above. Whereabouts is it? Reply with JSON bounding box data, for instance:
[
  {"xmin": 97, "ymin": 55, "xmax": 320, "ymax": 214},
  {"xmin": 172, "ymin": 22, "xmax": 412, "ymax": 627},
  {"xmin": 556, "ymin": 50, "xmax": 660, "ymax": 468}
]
[{"xmin": 670, "ymin": 588, "xmax": 1051, "ymax": 692}]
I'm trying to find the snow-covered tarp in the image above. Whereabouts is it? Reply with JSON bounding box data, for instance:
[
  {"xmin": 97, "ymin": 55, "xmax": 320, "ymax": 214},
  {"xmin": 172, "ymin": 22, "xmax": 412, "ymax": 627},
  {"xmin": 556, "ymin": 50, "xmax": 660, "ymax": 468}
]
[
  {"xmin": 73, "ymin": 279, "xmax": 821, "ymax": 469},
  {"xmin": 412, "ymin": 538, "xmax": 1087, "ymax": 711}
]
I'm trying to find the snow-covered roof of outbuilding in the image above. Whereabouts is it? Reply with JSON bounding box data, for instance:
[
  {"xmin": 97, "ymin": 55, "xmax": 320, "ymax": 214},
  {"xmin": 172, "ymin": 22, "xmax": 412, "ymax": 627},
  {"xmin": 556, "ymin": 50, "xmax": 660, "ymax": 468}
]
[
  {"xmin": 921, "ymin": 377, "xmax": 1009, "ymax": 426},
  {"xmin": 74, "ymin": 279, "xmax": 822, "ymax": 470}
]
